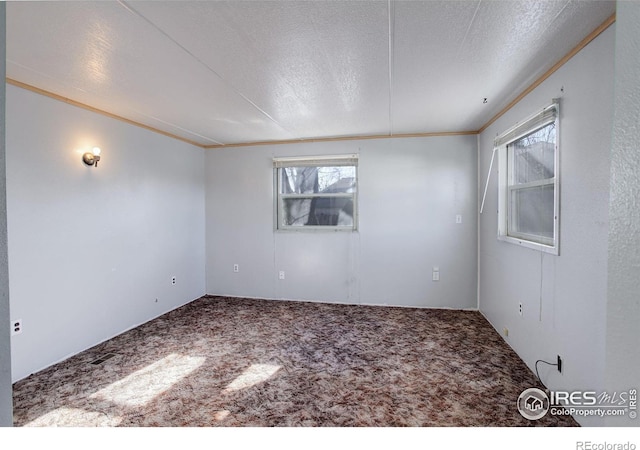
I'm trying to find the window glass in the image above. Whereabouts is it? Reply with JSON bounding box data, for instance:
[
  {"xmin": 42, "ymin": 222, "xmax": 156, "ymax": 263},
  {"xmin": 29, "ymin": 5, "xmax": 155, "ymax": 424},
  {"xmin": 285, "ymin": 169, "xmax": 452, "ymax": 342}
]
[
  {"xmin": 496, "ymin": 101, "xmax": 559, "ymax": 254},
  {"xmin": 509, "ymin": 184, "xmax": 555, "ymax": 240},
  {"xmin": 274, "ymin": 157, "xmax": 358, "ymax": 231},
  {"xmin": 511, "ymin": 124, "xmax": 556, "ymax": 185}
]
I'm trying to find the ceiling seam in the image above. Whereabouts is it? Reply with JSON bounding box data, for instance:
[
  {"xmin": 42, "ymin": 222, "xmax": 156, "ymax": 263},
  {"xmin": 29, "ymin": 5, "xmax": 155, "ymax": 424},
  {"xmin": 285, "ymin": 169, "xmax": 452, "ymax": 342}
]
[
  {"xmin": 8, "ymin": 3, "xmax": 615, "ymax": 151},
  {"xmin": 540, "ymin": 0, "xmax": 573, "ymax": 38},
  {"xmin": 203, "ymin": 131, "xmax": 478, "ymax": 149},
  {"xmin": 6, "ymin": 78, "xmax": 209, "ymax": 148},
  {"xmin": 6, "ymin": 61, "xmax": 224, "ymax": 146},
  {"xmin": 137, "ymin": 113, "xmax": 225, "ymax": 146},
  {"xmin": 7, "ymin": 77, "xmax": 478, "ymax": 150},
  {"xmin": 457, "ymin": 0, "xmax": 482, "ymax": 59},
  {"xmin": 117, "ymin": 0, "xmax": 298, "ymax": 143},
  {"xmin": 477, "ymin": 12, "xmax": 616, "ymax": 134},
  {"xmin": 9, "ymin": 12, "xmax": 614, "ymax": 151},
  {"xmin": 205, "ymin": 12, "xmax": 617, "ymax": 149},
  {"xmin": 216, "ymin": 1, "xmax": 311, "ymax": 141},
  {"xmin": 387, "ymin": 0, "xmax": 395, "ymax": 136}
]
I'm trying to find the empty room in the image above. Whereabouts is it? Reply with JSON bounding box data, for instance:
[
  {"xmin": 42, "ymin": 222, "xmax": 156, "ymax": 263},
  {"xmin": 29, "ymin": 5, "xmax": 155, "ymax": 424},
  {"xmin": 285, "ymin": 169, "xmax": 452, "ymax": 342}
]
[{"xmin": 0, "ymin": 0, "xmax": 638, "ymax": 440}]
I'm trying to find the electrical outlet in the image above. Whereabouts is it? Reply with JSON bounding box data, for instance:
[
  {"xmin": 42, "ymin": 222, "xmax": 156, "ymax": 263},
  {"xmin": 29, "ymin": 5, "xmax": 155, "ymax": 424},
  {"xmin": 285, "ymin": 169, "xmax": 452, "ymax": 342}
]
[
  {"xmin": 557, "ymin": 355, "xmax": 563, "ymax": 373},
  {"xmin": 279, "ymin": 271, "xmax": 285, "ymax": 280},
  {"xmin": 518, "ymin": 303, "xmax": 523, "ymax": 316},
  {"xmin": 432, "ymin": 271, "xmax": 440, "ymax": 281},
  {"xmin": 11, "ymin": 319, "xmax": 23, "ymax": 336},
  {"xmin": 503, "ymin": 327, "xmax": 509, "ymax": 337},
  {"xmin": 456, "ymin": 214, "xmax": 462, "ymax": 224},
  {"xmin": 233, "ymin": 264, "xmax": 239, "ymax": 273},
  {"xmin": 171, "ymin": 276, "xmax": 176, "ymax": 285}
]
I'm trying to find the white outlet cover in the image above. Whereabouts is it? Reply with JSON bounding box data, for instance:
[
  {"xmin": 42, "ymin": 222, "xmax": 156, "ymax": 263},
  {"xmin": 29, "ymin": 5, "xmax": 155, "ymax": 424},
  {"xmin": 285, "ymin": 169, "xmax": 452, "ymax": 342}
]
[{"xmin": 279, "ymin": 271, "xmax": 285, "ymax": 280}]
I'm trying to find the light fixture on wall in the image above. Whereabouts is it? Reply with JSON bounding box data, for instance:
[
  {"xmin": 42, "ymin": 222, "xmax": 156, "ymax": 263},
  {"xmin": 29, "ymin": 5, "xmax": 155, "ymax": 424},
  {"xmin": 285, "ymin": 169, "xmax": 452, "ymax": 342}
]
[{"xmin": 82, "ymin": 147, "xmax": 102, "ymax": 167}]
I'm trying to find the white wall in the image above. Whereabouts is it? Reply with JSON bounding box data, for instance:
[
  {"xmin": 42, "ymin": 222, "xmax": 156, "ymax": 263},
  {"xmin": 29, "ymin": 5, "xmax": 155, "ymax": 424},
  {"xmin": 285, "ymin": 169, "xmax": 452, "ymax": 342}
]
[
  {"xmin": 205, "ymin": 135, "xmax": 477, "ymax": 308},
  {"xmin": 478, "ymin": 27, "xmax": 615, "ymax": 426},
  {"xmin": 606, "ymin": 1, "xmax": 640, "ymax": 427},
  {"xmin": 6, "ymin": 85, "xmax": 206, "ymax": 382},
  {"xmin": 0, "ymin": 2, "xmax": 13, "ymax": 426}
]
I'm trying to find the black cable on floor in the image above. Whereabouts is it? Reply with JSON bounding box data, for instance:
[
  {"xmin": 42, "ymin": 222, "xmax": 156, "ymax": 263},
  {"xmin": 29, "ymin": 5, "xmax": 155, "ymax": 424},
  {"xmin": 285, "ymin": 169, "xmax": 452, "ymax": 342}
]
[{"xmin": 535, "ymin": 359, "xmax": 559, "ymax": 389}]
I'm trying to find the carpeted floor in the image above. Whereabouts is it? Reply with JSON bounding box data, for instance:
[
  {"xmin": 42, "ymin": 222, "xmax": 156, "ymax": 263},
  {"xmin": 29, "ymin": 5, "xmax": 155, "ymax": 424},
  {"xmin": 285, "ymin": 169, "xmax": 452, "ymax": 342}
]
[{"xmin": 12, "ymin": 296, "xmax": 578, "ymax": 427}]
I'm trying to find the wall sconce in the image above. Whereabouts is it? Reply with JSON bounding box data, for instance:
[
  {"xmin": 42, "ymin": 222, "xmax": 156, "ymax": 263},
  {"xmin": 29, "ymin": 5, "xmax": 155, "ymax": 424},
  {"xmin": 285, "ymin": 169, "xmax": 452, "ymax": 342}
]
[{"xmin": 82, "ymin": 147, "xmax": 102, "ymax": 167}]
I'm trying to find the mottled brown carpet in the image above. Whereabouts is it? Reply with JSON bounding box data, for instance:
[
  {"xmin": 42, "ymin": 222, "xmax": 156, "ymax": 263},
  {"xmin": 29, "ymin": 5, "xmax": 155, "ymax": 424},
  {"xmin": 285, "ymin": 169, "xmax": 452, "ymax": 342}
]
[{"xmin": 12, "ymin": 296, "xmax": 578, "ymax": 427}]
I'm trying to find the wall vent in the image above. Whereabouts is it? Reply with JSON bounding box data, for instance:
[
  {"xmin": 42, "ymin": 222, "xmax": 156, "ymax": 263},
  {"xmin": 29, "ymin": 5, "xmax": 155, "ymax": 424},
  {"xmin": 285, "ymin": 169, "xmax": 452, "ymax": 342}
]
[{"xmin": 90, "ymin": 353, "xmax": 117, "ymax": 365}]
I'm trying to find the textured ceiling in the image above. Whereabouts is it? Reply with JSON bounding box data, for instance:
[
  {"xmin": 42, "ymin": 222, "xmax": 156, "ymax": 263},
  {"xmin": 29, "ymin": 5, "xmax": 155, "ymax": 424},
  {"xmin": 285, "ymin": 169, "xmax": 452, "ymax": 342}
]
[{"xmin": 6, "ymin": 1, "xmax": 616, "ymax": 147}]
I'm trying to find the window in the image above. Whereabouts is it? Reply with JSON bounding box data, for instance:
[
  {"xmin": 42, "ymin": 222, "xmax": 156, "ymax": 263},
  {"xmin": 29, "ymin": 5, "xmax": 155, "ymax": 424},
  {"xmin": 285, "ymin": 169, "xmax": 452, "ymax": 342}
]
[
  {"xmin": 273, "ymin": 155, "xmax": 358, "ymax": 231},
  {"xmin": 497, "ymin": 101, "xmax": 559, "ymax": 254}
]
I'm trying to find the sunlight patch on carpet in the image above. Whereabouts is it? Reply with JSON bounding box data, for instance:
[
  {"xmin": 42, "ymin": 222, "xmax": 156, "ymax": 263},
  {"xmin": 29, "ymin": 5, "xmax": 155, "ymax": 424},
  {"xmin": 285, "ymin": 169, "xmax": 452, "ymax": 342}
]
[
  {"xmin": 12, "ymin": 297, "xmax": 580, "ymax": 427},
  {"xmin": 213, "ymin": 410, "xmax": 230, "ymax": 421},
  {"xmin": 25, "ymin": 407, "xmax": 122, "ymax": 427},
  {"xmin": 90, "ymin": 353, "xmax": 205, "ymax": 407},
  {"xmin": 224, "ymin": 364, "xmax": 281, "ymax": 392}
]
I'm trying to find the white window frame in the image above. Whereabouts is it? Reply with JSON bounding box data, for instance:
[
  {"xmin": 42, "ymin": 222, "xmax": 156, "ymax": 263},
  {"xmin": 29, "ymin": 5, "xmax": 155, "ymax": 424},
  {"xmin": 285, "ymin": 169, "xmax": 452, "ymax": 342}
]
[
  {"xmin": 496, "ymin": 101, "xmax": 560, "ymax": 255},
  {"xmin": 273, "ymin": 154, "xmax": 358, "ymax": 232}
]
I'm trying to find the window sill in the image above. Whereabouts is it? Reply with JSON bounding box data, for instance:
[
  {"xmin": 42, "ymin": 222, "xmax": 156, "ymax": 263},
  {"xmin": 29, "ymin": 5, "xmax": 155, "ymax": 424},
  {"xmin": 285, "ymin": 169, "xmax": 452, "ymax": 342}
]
[
  {"xmin": 498, "ymin": 234, "xmax": 559, "ymax": 255},
  {"xmin": 276, "ymin": 227, "xmax": 358, "ymax": 233}
]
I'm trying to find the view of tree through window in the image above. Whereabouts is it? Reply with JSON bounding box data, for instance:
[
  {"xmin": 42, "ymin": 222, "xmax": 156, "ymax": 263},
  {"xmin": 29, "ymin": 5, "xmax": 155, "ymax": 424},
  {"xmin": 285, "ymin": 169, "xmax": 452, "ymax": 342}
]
[
  {"xmin": 508, "ymin": 122, "xmax": 556, "ymax": 241},
  {"xmin": 278, "ymin": 165, "xmax": 356, "ymax": 229},
  {"xmin": 496, "ymin": 100, "xmax": 559, "ymax": 253}
]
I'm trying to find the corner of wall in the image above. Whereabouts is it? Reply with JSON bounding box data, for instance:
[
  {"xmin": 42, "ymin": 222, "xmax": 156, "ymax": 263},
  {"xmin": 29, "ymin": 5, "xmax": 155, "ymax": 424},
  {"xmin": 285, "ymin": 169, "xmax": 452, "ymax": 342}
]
[
  {"xmin": 0, "ymin": 1, "xmax": 14, "ymax": 427},
  {"xmin": 477, "ymin": 25, "xmax": 615, "ymax": 426}
]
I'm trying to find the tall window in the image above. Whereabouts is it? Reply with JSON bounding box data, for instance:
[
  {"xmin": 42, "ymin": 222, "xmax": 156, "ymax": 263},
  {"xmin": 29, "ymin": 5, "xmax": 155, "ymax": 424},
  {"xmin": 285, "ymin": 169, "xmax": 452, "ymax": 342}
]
[
  {"xmin": 274, "ymin": 155, "xmax": 358, "ymax": 231},
  {"xmin": 497, "ymin": 101, "xmax": 559, "ymax": 254}
]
